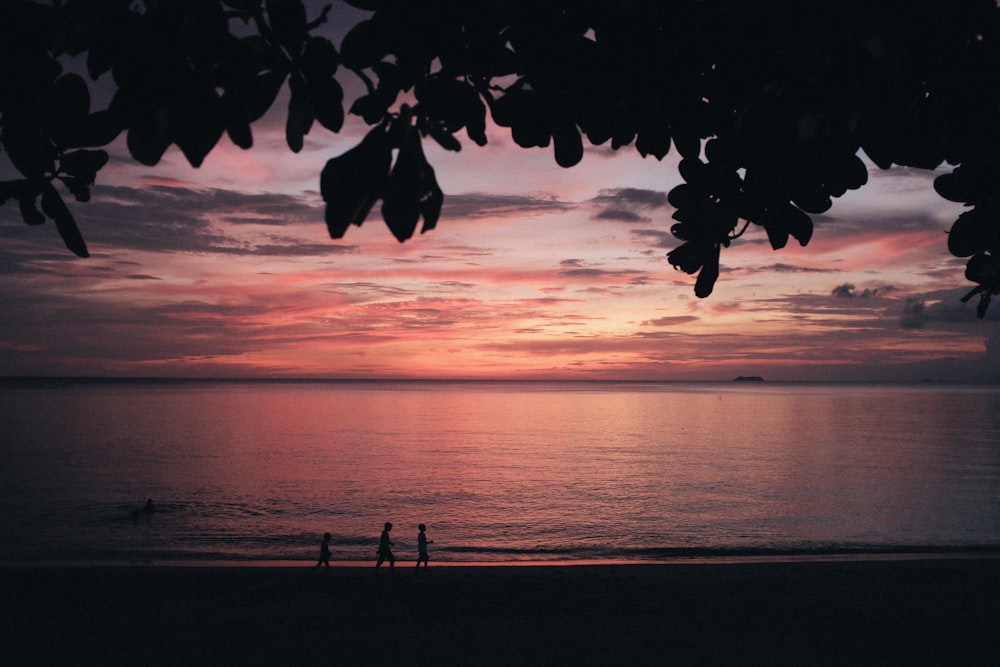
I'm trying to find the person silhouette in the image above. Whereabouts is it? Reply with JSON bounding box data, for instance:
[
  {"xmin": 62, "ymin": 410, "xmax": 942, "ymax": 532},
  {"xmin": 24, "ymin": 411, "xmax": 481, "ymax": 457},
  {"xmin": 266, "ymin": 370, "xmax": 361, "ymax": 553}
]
[
  {"xmin": 375, "ymin": 522, "xmax": 394, "ymax": 574},
  {"xmin": 313, "ymin": 532, "xmax": 331, "ymax": 574},
  {"xmin": 416, "ymin": 524, "xmax": 433, "ymax": 570},
  {"xmin": 131, "ymin": 498, "xmax": 156, "ymax": 521}
]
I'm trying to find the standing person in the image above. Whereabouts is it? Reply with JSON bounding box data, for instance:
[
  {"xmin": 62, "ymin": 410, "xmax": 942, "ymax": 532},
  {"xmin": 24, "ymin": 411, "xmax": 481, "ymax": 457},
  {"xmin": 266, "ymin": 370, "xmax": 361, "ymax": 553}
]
[
  {"xmin": 313, "ymin": 532, "xmax": 331, "ymax": 574},
  {"xmin": 416, "ymin": 524, "xmax": 433, "ymax": 570},
  {"xmin": 376, "ymin": 522, "xmax": 394, "ymax": 574}
]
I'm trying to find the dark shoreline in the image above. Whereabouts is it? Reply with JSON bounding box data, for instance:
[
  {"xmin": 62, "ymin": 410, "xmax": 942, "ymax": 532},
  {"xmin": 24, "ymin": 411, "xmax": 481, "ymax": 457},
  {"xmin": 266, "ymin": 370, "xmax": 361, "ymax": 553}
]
[
  {"xmin": 4, "ymin": 558, "xmax": 999, "ymax": 665},
  {"xmin": 6, "ymin": 544, "xmax": 999, "ymax": 568}
]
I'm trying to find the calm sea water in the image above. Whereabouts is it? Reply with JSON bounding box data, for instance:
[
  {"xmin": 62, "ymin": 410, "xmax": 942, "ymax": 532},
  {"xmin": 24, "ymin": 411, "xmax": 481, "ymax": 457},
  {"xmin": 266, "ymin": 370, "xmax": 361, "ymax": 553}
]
[{"xmin": 2, "ymin": 380, "xmax": 999, "ymax": 564}]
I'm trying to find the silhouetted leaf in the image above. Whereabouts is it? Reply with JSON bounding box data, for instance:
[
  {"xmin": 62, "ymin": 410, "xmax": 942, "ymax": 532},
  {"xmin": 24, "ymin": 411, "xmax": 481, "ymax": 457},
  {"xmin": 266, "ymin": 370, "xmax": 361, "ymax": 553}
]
[
  {"xmin": 60, "ymin": 150, "xmax": 109, "ymax": 184},
  {"xmin": 428, "ymin": 124, "xmax": 462, "ymax": 152},
  {"xmin": 126, "ymin": 115, "xmax": 171, "ymax": 166},
  {"xmin": 963, "ymin": 254, "xmax": 1000, "ymax": 318},
  {"xmin": 672, "ymin": 126, "xmax": 700, "ymax": 161},
  {"xmin": 934, "ymin": 169, "xmax": 981, "ymax": 204},
  {"xmin": 302, "ymin": 36, "xmax": 339, "ymax": 79},
  {"xmin": 415, "ymin": 76, "xmax": 484, "ymax": 133},
  {"xmin": 302, "ymin": 38, "xmax": 343, "ymax": 130},
  {"xmin": 466, "ymin": 112, "xmax": 488, "ymax": 147},
  {"xmin": 286, "ymin": 74, "xmax": 314, "ymax": 153},
  {"xmin": 227, "ymin": 120, "xmax": 254, "ymax": 149},
  {"xmin": 321, "ymin": 126, "xmax": 391, "ymax": 238},
  {"xmin": 841, "ymin": 155, "xmax": 869, "ymax": 190},
  {"xmin": 59, "ymin": 178, "xmax": 90, "ymax": 203},
  {"xmin": 72, "ymin": 110, "xmax": 124, "ymax": 149},
  {"xmin": 512, "ymin": 120, "xmax": 550, "ymax": 149},
  {"xmin": 382, "ymin": 128, "xmax": 443, "ymax": 241},
  {"xmin": 343, "ymin": 0, "xmax": 380, "ymax": 9},
  {"xmin": 668, "ymin": 241, "xmax": 710, "ymax": 275},
  {"xmin": 494, "ymin": 89, "xmax": 552, "ymax": 148},
  {"xmin": 552, "ymin": 122, "xmax": 583, "ymax": 168},
  {"xmin": 17, "ymin": 186, "xmax": 46, "ymax": 225},
  {"xmin": 765, "ymin": 221, "xmax": 790, "ymax": 250},
  {"xmin": 792, "ymin": 190, "xmax": 832, "ymax": 215},
  {"xmin": 949, "ymin": 210, "xmax": 994, "ymax": 257},
  {"xmin": 310, "ymin": 78, "xmax": 344, "ymax": 132},
  {"xmin": 223, "ymin": 0, "xmax": 263, "ymax": 11},
  {"xmin": 58, "ymin": 149, "xmax": 108, "ymax": 201},
  {"xmin": 678, "ymin": 159, "xmax": 706, "ymax": 189},
  {"xmin": 635, "ymin": 124, "xmax": 670, "ymax": 160},
  {"xmin": 43, "ymin": 74, "xmax": 90, "ymax": 147},
  {"xmin": 420, "ymin": 183, "xmax": 443, "ymax": 234},
  {"xmin": 349, "ymin": 94, "xmax": 388, "ymax": 124},
  {"xmin": 7, "ymin": 0, "xmax": 1000, "ymax": 313},
  {"xmin": 41, "ymin": 182, "xmax": 88, "ymax": 257},
  {"xmin": 340, "ymin": 20, "xmax": 383, "ymax": 70},
  {"xmin": 86, "ymin": 41, "xmax": 114, "ymax": 81},
  {"xmin": 247, "ymin": 68, "xmax": 289, "ymax": 122},
  {"xmin": 0, "ymin": 180, "xmax": 20, "ymax": 206},
  {"xmin": 667, "ymin": 184, "xmax": 701, "ymax": 212},
  {"xmin": 861, "ymin": 133, "xmax": 896, "ymax": 171},
  {"xmin": 174, "ymin": 87, "xmax": 226, "ymax": 168},
  {"xmin": 704, "ymin": 138, "xmax": 738, "ymax": 169},
  {"xmin": 785, "ymin": 205, "xmax": 813, "ymax": 246},
  {"xmin": 694, "ymin": 245, "xmax": 721, "ymax": 298},
  {"xmin": 978, "ymin": 294, "xmax": 992, "ymax": 318},
  {"xmin": 489, "ymin": 90, "xmax": 519, "ymax": 128},
  {"xmin": 371, "ymin": 60, "xmax": 404, "ymax": 97},
  {"xmin": 965, "ymin": 253, "xmax": 999, "ymax": 288},
  {"xmin": 3, "ymin": 120, "xmax": 57, "ymax": 178},
  {"xmin": 266, "ymin": 0, "xmax": 307, "ymax": 53}
]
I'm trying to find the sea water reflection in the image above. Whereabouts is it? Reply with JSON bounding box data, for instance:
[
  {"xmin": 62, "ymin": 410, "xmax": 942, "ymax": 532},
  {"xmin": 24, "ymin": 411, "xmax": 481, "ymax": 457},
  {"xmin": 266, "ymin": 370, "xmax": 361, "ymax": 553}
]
[{"xmin": 1, "ymin": 380, "xmax": 998, "ymax": 563}]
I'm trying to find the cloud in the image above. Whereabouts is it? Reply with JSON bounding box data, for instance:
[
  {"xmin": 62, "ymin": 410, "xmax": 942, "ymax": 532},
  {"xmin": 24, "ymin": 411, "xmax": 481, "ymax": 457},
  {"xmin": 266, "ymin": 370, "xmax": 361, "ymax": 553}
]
[
  {"xmin": 752, "ymin": 263, "xmax": 836, "ymax": 274},
  {"xmin": 589, "ymin": 187, "xmax": 670, "ymax": 223},
  {"xmin": 643, "ymin": 315, "xmax": 700, "ymax": 327},
  {"xmin": 832, "ymin": 283, "xmax": 856, "ymax": 298},
  {"xmin": 441, "ymin": 192, "xmax": 575, "ymax": 219},
  {"xmin": 595, "ymin": 209, "xmax": 649, "ymax": 222},
  {"xmin": 864, "ymin": 163, "xmax": 945, "ymax": 196},
  {"xmin": 630, "ymin": 229, "xmax": 675, "ymax": 249},
  {"xmin": 558, "ymin": 259, "xmax": 649, "ymax": 285},
  {"xmin": 900, "ymin": 298, "xmax": 926, "ymax": 328},
  {"xmin": 0, "ymin": 241, "xmax": 78, "ymax": 276},
  {"xmin": 984, "ymin": 333, "xmax": 1000, "ymax": 362},
  {"xmin": 897, "ymin": 288, "xmax": 1000, "ymax": 327},
  {"xmin": 832, "ymin": 283, "xmax": 895, "ymax": 298},
  {"xmin": 21, "ymin": 183, "xmax": 356, "ymax": 258},
  {"xmin": 592, "ymin": 188, "xmax": 670, "ymax": 209},
  {"xmin": 214, "ymin": 240, "xmax": 355, "ymax": 257}
]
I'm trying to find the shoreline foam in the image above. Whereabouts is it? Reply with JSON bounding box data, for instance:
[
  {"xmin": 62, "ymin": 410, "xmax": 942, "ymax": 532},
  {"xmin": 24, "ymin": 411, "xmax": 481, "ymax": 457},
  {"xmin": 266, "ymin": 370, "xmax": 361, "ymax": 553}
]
[{"xmin": 6, "ymin": 545, "xmax": 999, "ymax": 569}]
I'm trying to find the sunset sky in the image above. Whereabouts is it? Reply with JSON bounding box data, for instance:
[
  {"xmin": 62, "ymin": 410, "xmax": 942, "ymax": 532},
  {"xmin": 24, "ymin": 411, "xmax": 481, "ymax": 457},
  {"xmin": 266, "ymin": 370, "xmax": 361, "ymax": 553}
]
[{"xmin": 2, "ymin": 2, "xmax": 999, "ymax": 382}]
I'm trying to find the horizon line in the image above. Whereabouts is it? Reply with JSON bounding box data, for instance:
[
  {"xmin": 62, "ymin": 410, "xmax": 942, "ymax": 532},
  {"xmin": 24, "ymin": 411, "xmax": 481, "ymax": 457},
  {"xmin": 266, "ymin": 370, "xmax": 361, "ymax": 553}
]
[{"xmin": 2, "ymin": 375, "xmax": 996, "ymax": 386}]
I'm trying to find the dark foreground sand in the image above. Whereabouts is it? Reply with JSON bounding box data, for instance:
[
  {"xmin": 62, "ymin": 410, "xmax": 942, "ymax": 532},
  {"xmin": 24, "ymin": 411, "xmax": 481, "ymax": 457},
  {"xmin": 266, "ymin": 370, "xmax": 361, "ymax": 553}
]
[{"xmin": 3, "ymin": 558, "xmax": 999, "ymax": 666}]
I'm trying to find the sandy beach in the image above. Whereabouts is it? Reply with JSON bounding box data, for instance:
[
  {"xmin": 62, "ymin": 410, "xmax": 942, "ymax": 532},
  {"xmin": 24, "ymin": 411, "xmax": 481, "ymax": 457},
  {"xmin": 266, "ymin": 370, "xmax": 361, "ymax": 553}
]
[{"xmin": 3, "ymin": 558, "xmax": 999, "ymax": 666}]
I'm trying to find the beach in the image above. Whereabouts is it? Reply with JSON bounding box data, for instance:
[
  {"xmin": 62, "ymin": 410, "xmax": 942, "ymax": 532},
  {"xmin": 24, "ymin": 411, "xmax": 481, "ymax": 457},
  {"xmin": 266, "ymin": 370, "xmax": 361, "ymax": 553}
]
[{"xmin": 3, "ymin": 558, "xmax": 999, "ymax": 665}]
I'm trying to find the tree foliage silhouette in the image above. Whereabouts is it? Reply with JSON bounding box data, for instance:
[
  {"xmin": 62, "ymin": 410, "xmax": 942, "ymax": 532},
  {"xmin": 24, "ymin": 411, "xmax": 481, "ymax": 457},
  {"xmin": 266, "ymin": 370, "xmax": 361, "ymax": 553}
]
[{"xmin": 2, "ymin": 0, "xmax": 999, "ymax": 316}]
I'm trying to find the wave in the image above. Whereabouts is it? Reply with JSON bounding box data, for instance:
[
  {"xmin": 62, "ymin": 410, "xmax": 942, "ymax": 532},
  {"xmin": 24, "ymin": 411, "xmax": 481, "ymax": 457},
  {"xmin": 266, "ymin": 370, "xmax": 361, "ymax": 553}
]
[
  {"xmin": 11, "ymin": 542, "xmax": 998, "ymax": 566},
  {"xmin": 437, "ymin": 543, "xmax": 1000, "ymax": 561}
]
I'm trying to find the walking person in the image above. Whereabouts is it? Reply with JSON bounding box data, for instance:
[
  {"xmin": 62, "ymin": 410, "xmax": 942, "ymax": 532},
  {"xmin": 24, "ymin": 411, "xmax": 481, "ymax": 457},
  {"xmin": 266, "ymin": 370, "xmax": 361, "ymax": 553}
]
[
  {"xmin": 375, "ymin": 522, "xmax": 394, "ymax": 574},
  {"xmin": 416, "ymin": 524, "xmax": 433, "ymax": 570},
  {"xmin": 312, "ymin": 532, "xmax": 331, "ymax": 574}
]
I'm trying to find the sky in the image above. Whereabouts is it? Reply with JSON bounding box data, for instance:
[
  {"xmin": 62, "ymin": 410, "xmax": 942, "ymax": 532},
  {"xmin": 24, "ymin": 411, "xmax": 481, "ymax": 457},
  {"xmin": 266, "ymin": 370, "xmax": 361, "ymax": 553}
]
[{"xmin": 2, "ymin": 3, "xmax": 999, "ymax": 382}]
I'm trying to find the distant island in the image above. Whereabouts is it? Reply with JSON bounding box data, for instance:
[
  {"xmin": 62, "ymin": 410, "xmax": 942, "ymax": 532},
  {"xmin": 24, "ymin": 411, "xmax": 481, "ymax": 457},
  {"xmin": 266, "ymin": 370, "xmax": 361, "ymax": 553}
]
[{"xmin": 733, "ymin": 376, "xmax": 764, "ymax": 382}]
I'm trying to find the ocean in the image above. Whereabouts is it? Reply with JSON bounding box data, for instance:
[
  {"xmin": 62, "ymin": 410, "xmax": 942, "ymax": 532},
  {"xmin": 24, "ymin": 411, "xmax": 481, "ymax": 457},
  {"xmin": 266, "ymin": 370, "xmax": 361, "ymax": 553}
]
[{"xmin": 2, "ymin": 380, "xmax": 999, "ymax": 565}]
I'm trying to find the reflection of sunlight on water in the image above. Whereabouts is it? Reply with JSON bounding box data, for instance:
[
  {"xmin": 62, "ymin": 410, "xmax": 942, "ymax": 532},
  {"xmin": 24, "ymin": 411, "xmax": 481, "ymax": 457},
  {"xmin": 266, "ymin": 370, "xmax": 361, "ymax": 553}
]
[{"xmin": 2, "ymin": 381, "xmax": 999, "ymax": 562}]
